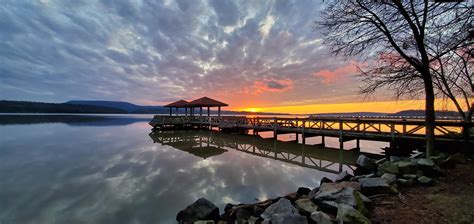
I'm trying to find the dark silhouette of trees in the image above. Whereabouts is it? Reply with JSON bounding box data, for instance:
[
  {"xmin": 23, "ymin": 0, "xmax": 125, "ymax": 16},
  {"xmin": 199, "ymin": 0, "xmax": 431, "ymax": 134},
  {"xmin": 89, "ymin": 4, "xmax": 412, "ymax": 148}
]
[{"xmin": 317, "ymin": 1, "xmax": 472, "ymax": 156}]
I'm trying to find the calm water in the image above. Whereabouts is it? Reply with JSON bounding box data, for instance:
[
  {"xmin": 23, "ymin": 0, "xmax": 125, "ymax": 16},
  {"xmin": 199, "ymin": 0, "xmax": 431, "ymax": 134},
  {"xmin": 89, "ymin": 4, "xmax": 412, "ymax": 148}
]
[{"xmin": 0, "ymin": 115, "xmax": 386, "ymax": 223}]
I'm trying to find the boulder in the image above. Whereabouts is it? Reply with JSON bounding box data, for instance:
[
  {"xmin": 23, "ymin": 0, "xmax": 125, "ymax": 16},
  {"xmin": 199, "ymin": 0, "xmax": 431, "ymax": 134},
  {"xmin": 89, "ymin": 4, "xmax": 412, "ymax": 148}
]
[
  {"xmin": 295, "ymin": 198, "xmax": 318, "ymax": 215},
  {"xmin": 396, "ymin": 161, "xmax": 418, "ymax": 174},
  {"xmin": 310, "ymin": 211, "xmax": 332, "ymax": 224},
  {"xmin": 377, "ymin": 162, "xmax": 399, "ymax": 176},
  {"xmin": 261, "ymin": 198, "xmax": 298, "ymax": 220},
  {"xmin": 176, "ymin": 198, "xmax": 220, "ymax": 223},
  {"xmin": 335, "ymin": 170, "xmax": 353, "ymax": 182},
  {"xmin": 308, "ymin": 187, "xmax": 320, "ymax": 199},
  {"xmin": 320, "ymin": 177, "xmax": 333, "ymax": 185},
  {"xmin": 358, "ymin": 178, "xmax": 391, "ymax": 195},
  {"xmin": 356, "ymin": 155, "xmax": 377, "ymax": 171},
  {"xmin": 381, "ymin": 173, "xmax": 397, "ymax": 185},
  {"xmin": 417, "ymin": 176, "xmax": 434, "ymax": 186},
  {"xmin": 193, "ymin": 221, "xmax": 214, "ymax": 224},
  {"xmin": 236, "ymin": 208, "xmax": 252, "ymax": 221},
  {"xmin": 285, "ymin": 192, "xmax": 299, "ymax": 202},
  {"xmin": 397, "ymin": 178, "xmax": 415, "ymax": 186},
  {"xmin": 389, "ymin": 156, "xmax": 405, "ymax": 162},
  {"xmin": 319, "ymin": 181, "xmax": 361, "ymax": 193},
  {"xmin": 402, "ymin": 174, "xmax": 417, "ymax": 180},
  {"xmin": 297, "ymin": 187, "xmax": 311, "ymax": 196},
  {"xmin": 351, "ymin": 174, "xmax": 376, "ymax": 182},
  {"xmin": 417, "ymin": 158, "xmax": 435, "ymax": 168},
  {"xmin": 336, "ymin": 204, "xmax": 371, "ymax": 224},
  {"xmin": 314, "ymin": 187, "xmax": 369, "ymax": 215},
  {"xmin": 271, "ymin": 213, "xmax": 308, "ymax": 224}
]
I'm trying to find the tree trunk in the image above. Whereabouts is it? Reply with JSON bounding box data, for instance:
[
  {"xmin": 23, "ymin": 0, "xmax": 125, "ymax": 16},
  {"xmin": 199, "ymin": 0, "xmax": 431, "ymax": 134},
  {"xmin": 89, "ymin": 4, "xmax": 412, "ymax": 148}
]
[{"xmin": 423, "ymin": 70, "xmax": 436, "ymax": 157}]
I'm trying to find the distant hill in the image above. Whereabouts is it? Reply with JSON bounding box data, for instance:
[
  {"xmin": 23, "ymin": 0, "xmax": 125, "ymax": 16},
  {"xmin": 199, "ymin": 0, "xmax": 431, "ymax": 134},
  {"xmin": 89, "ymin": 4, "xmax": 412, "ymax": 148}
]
[
  {"xmin": 0, "ymin": 100, "xmax": 126, "ymax": 114},
  {"xmin": 64, "ymin": 100, "xmax": 289, "ymax": 115},
  {"xmin": 391, "ymin": 110, "xmax": 461, "ymax": 117},
  {"xmin": 311, "ymin": 112, "xmax": 388, "ymax": 117}
]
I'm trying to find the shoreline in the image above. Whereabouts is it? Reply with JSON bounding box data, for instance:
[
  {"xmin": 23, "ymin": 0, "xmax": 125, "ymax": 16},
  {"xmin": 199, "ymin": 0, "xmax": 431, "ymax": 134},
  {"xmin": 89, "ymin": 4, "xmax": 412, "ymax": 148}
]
[{"xmin": 176, "ymin": 152, "xmax": 473, "ymax": 224}]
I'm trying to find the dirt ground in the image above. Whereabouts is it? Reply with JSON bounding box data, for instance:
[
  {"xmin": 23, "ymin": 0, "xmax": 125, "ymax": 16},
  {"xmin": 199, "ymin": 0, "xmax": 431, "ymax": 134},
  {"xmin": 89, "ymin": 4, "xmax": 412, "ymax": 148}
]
[{"xmin": 371, "ymin": 159, "xmax": 474, "ymax": 224}]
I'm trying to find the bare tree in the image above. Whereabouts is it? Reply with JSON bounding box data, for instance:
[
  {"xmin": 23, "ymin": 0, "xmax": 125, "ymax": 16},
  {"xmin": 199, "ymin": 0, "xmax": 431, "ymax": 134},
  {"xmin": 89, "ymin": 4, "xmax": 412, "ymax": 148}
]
[{"xmin": 317, "ymin": 1, "xmax": 472, "ymax": 156}]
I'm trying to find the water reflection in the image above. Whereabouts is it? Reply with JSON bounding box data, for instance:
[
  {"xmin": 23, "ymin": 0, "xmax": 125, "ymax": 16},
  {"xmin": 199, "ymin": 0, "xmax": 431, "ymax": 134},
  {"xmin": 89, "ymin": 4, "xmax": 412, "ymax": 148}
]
[
  {"xmin": 149, "ymin": 130, "xmax": 360, "ymax": 174},
  {"xmin": 0, "ymin": 115, "xmax": 359, "ymax": 223}
]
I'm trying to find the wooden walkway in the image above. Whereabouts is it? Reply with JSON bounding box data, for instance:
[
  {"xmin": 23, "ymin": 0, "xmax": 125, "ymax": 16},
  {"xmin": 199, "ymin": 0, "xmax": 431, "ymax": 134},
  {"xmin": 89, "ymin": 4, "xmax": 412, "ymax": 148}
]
[{"xmin": 149, "ymin": 115, "xmax": 473, "ymax": 150}]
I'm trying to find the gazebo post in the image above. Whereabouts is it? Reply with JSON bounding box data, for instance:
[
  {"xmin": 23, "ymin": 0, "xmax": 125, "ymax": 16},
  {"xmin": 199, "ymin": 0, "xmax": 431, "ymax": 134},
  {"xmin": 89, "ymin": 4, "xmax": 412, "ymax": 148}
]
[
  {"xmin": 169, "ymin": 107, "xmax": 172, "ymax": 116},
  {"xmin": 218, "ymin": 106, "xmax": 221, "ymax": 117},
  {"xmin": 185, "ymin": 107, "xmax": 188, "ymax": 116},
  {"xmin": 207, "ymin": 106, "xmax": 210, "ymax": 117},
  {"xmin": 200, "ymin": 107, "xmax": 202, "ymax": 117},
  {"xmin": 176, "ymin": 107, "xmax": 178, "ymax": 116}
]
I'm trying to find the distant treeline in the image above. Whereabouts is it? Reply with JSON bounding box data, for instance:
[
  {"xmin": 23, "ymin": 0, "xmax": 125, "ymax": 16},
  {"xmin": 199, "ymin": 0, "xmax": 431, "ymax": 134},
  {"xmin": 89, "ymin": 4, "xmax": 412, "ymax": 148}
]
[
  {"xmin": 0, "ymin": 101, "xmax": 126, "ymax": 114},
  {"xmin": 0, "ymin": 100, "xmax": 289, "ymax": 115}
]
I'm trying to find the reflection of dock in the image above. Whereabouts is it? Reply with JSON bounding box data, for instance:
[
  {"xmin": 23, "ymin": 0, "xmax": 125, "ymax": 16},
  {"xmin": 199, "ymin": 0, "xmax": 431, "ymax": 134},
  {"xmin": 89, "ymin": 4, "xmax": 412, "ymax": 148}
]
[
  {"xmin": 150, "ymin": 116, "xmax": 473, "ymax": 151},
  {"xmin": 149, "ymin": 130, "xmax": 366, "ymax": 174}
]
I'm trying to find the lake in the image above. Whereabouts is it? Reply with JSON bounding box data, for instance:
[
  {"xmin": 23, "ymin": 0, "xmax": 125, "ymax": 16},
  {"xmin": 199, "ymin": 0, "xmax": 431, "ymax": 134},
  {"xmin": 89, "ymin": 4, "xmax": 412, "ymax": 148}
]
[{"xmin": 0, "ymin": 114, "xmax": 387, "ymax": 223}]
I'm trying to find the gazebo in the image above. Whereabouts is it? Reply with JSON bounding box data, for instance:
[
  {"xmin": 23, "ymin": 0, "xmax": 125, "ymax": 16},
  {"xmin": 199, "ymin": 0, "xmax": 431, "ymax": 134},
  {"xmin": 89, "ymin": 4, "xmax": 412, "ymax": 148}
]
[
  {"xmin": 163, "ymin": 100, "xmax": 189, "ymax": 116},
  {"xmin": 163, "ymin": 97, "xmax": 228, "ymax": 117},
  {"xmin": 187, "ymin": 97, "xmax": 229, "ymax": 117}
]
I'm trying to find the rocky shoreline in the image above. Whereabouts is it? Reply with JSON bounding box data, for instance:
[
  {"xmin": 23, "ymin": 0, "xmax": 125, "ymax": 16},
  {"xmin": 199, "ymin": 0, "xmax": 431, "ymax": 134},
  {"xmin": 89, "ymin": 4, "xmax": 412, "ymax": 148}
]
[{"xmin": 176, "ymin": 152, "xmax": 467, "ymax": 224}]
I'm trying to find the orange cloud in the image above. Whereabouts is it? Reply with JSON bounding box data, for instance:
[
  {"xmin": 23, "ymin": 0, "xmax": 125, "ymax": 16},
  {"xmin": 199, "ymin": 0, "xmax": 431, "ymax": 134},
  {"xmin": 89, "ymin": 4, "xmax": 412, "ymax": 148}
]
[
  {"xmin": 253, "ymin": 78, "xmax": 293, "ymax": 94},
  {"xmin": 313, "ymin": 62, "xmax": 359, "ymax": 84}
]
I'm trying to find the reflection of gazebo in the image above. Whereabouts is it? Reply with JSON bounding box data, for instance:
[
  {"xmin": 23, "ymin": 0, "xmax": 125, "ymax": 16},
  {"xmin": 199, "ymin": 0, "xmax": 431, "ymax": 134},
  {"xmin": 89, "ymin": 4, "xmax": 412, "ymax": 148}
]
[{"xmin": 163, "ymin": 97, "xmax": 228, "ymax": 117}]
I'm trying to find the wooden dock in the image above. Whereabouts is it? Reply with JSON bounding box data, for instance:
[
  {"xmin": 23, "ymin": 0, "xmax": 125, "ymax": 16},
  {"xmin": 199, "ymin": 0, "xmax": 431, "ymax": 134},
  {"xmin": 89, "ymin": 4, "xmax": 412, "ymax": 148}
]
[{"xmin": 149, "ymin": 115, "xmax": 473, "ymax": 151}]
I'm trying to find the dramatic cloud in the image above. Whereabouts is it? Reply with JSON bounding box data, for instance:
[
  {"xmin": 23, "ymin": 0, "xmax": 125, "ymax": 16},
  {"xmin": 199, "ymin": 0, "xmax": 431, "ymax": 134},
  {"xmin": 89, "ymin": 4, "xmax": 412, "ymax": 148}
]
[
  {"xmin": 0, "ymin": 0, "xmax": 363, "ymax": 108},
  {"xmin": 254, "ymin": 78, "xmax": 293, "ymax": 94},
  {"xmin": 313, "ymin": 62, "xmax": 359, "ymax": 84}
]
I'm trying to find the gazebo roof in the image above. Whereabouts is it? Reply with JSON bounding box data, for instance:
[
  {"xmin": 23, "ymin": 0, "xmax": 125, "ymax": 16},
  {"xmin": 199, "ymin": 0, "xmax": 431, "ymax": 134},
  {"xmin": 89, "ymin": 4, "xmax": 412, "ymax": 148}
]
[
  {"xmin": 187, "ymin": 97, "xmax": 229, "ymax": 107},
  {"xmin": 163, "ymin": 100, "xmax": 189, "ymax": 107}
]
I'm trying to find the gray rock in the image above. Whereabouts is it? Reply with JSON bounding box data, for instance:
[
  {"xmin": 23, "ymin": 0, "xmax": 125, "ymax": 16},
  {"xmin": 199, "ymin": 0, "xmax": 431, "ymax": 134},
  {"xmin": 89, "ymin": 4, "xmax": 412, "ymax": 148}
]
[
  {"xmin": 417, "ymin": 158, "xmax": 435, "ymax": 168},
  {"xmin": 319, "ymin": 181, "xmax": 361, "ymax": 193},
  {"xmin": 336, "ymin": 204, "xmax": 371, "ymax": 224},
  {"xmin": 396, "ymin": 161, "xmax": 418, "ymax": 174},
  {"xmin": 261, "ymin": 198, "xmax": 298, "ymax": 220},
  {"xmin": 314, "ymin": 187, "xmax": 369, "ymax": 215},
  {"xmin": 271, "ymin": 213, "xmax": 308, "ymax": 224},
  {"xmin": 308, "ymin": 187, "xmax": 320, "ymax": 199},
  {"xmin": 389, "ymin": 156, "xmax": 404, "ymax": 162},
  {"xmin": 377, "ymin": 162, "xmax": 399, "ymax": 175},
  {"xmin": 335, "ymin": 170, "xmax": 353, "ymax": 182},
  {"xmin": 356, "ymin": 155, "xmax": 377, "ymax": 171},
  {"xmin": 358, "ymin": 178, "xmax": 391, "ymax": 195},
  {"xmin": 176, "ymin": 198, "xmax": 220, "ymax": 223},
  {"xmin": 295, "ymin": 198, "xmax": 318, "ymax": 215},
  {"xmin": 397, "ymin": 178, "xmax": 415, "ymax": 186},
  {"xmin": 193, "ymin": 220, "xmax": 214, "ymax": 224},
  {"xmin": 418, "ymin": 176, "xmax": 434, "ymax": 185},
  {"xmin": 351, "ymin": 174, "xmax": 376, "ymax": 182},
  {"xmin": 402, "ymin": 174, "xmax": 417, "ymax": 180},
  {"xmin": 381, "ymin": 173, "xmax": 397, "ymax": 185},
  {"xmin": 236, "ymin": 208, "xmax": 252, "ymax": 220},
  {"xmin": 310, "ymin": 211, "xmax": 332, "ymax": 224}
]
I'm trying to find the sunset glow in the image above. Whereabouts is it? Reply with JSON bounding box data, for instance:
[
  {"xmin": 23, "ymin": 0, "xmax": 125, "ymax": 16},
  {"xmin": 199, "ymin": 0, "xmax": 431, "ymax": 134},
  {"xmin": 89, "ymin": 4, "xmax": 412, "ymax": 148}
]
[{"xmin": 241, "ymin": 99, "xmax": 461, "ymax": 114}]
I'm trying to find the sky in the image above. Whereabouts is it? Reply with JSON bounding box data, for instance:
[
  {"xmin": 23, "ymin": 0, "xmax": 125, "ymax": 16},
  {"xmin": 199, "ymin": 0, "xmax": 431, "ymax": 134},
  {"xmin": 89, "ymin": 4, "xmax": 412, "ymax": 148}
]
[{"xmin": 0, "ymin": 0, "xmax": 451, "ymax": 113}]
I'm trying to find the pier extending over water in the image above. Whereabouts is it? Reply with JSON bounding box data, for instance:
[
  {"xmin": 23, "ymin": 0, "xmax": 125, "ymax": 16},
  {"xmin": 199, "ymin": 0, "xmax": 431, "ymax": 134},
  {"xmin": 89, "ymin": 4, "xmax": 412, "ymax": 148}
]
[{"xmin": 149, "ymin": 115, "xmax": 473, "ymax": 151}]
